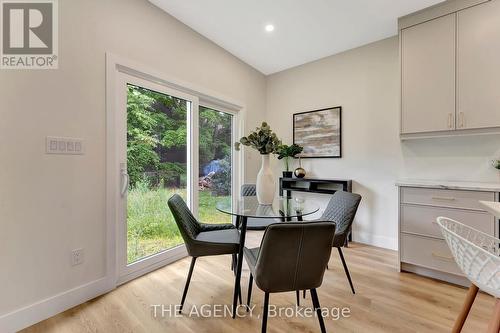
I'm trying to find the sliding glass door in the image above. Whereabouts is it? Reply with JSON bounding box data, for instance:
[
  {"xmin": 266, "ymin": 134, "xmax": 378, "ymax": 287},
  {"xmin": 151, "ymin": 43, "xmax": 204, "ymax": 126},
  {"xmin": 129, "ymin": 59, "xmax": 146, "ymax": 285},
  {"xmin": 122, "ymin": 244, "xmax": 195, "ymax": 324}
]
[
  {"xmin": 198, "ymin": 106, "xmax": 234, "ymax": 224},
  {"xmin": 126, "ymin": 83, "xmax": 190, "ymax": 264},
  {"xmin": 115, "ymin": 71, "xmax": 238, "ymax": 282}
]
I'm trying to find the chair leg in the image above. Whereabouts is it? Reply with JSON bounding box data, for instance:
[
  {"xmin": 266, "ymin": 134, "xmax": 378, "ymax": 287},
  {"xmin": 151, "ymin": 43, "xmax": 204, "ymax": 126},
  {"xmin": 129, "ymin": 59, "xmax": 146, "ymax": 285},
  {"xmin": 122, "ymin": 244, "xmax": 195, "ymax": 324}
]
[
  {"xmin": 303, "ymin": 289, "xmax": 306, "ymax": 299},
  {"xmin": 296, "ymin": 290, "xmax": 300, "ymax": 306},
  {"xmin": 310, "ymin": 288, "xmax": 327, "ymax": 333},
  {"xmin": 487, "ymin": 298, "xmax": 500, "ymax": 333},
  {"xmin": 452, "ymin": 283, "xmax": 479, "ymax": 333},
  {"xmin": 231, "ymin": 254, "xmax": 236, "ymax": 272},
  {"xmin": 247, "ymin": 274, "xmax": 253, "ymax": 312},
  {"xmin": 231, "ymin": 255, "xmax": 242, "ymax": 303},
  {"xmin": 238, "ymin": 284, "xmax": 243, "ymax": 305},
  {"xmin": 338, "ymin": 247, "xmax": 355, "ymax": 294},
  {"xmin": 179, "ymin": 257, "xmax": 197, "ymax": 313},
  {"xmin": 262, "ymin": 293, "xmax": 270, "ymax": 333}
]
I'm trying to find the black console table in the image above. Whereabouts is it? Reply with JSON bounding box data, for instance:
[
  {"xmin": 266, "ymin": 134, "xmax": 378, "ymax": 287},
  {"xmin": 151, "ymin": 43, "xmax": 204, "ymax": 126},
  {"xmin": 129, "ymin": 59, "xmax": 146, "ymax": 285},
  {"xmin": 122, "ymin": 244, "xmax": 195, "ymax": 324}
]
[
  {"xmin": 279, "ymin": 177, "xmax": 352, "ymax": 197},
  {"xmin": 279, "ymin": 177, "xmax": 353, "ymax": 243}
]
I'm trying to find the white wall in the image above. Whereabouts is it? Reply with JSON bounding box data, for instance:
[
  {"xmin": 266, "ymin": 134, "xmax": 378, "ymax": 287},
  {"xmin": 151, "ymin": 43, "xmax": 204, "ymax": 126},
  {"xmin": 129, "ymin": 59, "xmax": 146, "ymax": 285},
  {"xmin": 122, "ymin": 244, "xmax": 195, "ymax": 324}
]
[
  {"xmin": 2, "ymin": 2, "xmax": 500, "ymax": 330},
  {"xmin": 266, "ymin": 36, "xmax": 500, "ymax": 250},
  {"xmin": 0, "ymin": 0, "xmax": 266, "ymax": 327}
]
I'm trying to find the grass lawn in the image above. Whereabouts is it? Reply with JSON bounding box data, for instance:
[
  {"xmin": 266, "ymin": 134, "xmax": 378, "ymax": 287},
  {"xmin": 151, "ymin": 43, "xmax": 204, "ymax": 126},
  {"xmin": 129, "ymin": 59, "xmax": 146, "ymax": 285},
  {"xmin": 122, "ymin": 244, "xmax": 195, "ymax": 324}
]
[{"xmin": 127, "ymin": 186, "xmax": 231, "ymax": 263}]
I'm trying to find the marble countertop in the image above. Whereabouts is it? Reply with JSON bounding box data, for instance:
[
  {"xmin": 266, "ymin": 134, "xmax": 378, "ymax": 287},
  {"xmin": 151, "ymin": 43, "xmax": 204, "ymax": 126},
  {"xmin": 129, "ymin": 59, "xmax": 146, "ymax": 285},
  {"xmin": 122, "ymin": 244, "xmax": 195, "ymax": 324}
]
[
  {"xmin": 396, "ymin": 179, "xmax": 500, "ymax": 192},
  {"xmin": 480, "ymin": 201, "xmax": 500, "ymax": 217}
]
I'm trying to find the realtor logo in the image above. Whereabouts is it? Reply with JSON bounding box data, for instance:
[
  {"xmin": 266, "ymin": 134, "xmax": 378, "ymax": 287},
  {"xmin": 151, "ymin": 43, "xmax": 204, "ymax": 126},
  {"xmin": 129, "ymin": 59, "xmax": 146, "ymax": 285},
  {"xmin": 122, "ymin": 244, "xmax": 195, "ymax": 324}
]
[{"xmin": 1, "ymin": 0, "xmax": 58, "ymax": 69}]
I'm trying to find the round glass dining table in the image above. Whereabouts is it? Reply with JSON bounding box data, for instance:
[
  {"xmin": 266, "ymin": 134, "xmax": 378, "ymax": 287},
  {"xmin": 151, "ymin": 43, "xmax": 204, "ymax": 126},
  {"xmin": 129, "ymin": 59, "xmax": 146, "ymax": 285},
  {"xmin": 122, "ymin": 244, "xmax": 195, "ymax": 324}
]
[{"xmin": 216, "ymin": 196, "xmax": 319, "ymax": 318}]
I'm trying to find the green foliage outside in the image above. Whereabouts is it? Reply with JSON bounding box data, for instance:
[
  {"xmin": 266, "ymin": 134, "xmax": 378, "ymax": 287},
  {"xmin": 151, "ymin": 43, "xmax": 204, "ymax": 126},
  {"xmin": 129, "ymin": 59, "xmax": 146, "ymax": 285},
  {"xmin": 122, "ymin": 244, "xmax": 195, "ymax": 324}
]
[
  {"xmin": 127, "ymin": 184, "xmax": 230, "ymax": 263},
  {"xmin": 126, "ymin": 84, "xmax": 234, "ymax": 263},
  {"xmin": 127, "ymin": 84, "xmax": 187, "ymax": 187},
  {"xmin": 127, "ymin": 84, "xmax": 232, "ymax": 188}
]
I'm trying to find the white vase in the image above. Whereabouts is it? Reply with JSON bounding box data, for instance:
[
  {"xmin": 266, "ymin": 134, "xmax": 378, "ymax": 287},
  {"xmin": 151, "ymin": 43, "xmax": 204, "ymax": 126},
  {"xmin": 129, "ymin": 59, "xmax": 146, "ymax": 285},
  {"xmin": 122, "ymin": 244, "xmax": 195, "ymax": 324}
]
[{"xmin": 256, "ymin": 154, "xmax": 275, "ymax": 205}]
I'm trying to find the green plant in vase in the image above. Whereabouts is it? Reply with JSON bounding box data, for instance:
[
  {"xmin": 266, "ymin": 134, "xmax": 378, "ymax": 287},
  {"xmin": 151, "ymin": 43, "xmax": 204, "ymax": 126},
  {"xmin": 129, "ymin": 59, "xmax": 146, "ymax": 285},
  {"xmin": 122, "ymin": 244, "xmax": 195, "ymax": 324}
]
[
  {"xmin": 235, "ymin": 122, "xmax": 281, "ymax": 204},
  {"xmin": 235, "ymin": 122, "xmax": 281, "ymax": 154},
  {"xmin": 276, "ymin": 144, "xmax": 303, "ymax": 178},
  {"xmin": 493, "ymin": 159, "xmax": 500, "ymax": 170}
]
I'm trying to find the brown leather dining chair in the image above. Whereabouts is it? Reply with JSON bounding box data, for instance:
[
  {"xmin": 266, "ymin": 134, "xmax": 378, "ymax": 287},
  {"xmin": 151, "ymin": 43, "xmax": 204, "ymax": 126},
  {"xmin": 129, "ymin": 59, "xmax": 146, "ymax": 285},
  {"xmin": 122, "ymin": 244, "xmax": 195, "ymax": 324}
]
[{"xmin": 244, "ymin": 221, "xmax": 336, "ymax": 333}]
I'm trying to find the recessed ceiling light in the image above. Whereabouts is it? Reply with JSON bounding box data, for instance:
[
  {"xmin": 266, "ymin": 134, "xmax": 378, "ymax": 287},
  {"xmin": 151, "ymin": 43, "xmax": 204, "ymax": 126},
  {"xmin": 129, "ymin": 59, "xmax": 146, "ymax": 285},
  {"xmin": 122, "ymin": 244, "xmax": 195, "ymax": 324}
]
[{"xmin": 265, "ymin": 24, "xmax": 274, "ymax": 32}]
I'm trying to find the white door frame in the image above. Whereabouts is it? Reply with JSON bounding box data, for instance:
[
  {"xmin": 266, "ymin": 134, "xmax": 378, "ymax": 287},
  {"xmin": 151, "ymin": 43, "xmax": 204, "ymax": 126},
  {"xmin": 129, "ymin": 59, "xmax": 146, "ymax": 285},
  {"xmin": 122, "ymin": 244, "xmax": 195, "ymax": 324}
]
[{"xmin": 106, "ymin": 53, "xmax": 244, "ymax": 286}]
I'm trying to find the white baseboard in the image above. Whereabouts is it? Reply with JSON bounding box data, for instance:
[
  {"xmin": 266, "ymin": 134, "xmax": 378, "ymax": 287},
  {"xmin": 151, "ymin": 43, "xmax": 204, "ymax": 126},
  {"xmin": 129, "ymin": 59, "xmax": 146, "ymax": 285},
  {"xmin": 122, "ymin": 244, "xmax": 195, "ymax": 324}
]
[
  {"xmin": 0, "ymin": 277, "xmax": 114, "ymax": 333},
  {"xmin": 353, "ymin": 231, "xmax": 398, "ymax": 250}
]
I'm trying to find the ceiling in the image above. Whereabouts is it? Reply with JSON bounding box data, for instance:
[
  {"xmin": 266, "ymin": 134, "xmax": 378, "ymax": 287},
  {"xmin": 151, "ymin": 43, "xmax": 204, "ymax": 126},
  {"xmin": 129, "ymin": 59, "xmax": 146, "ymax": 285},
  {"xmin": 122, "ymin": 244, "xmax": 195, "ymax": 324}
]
[{"xmin": 149, "ymin": 0, "xmax": 445, "ymax": 75}]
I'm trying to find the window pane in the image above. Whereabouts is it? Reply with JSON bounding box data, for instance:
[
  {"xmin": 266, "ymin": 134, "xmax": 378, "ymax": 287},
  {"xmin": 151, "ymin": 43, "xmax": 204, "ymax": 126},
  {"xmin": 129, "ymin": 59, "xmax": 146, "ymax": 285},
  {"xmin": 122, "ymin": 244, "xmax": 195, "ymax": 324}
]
[
  {"xmin": 198, "ymin": 106, "xmax": 233, "ymax": 224},
  {"xmin": 126, "ymin": 83, "xmax": 187, "ymax": 264}
]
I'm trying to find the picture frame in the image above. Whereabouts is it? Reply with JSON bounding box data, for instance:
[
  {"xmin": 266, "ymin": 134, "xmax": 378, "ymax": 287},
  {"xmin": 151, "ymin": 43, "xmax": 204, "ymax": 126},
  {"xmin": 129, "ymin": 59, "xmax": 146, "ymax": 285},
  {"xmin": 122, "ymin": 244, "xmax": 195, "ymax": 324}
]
[{"xmin": 293, "ymin": 106, "xmax": 342, "ymax": 158}]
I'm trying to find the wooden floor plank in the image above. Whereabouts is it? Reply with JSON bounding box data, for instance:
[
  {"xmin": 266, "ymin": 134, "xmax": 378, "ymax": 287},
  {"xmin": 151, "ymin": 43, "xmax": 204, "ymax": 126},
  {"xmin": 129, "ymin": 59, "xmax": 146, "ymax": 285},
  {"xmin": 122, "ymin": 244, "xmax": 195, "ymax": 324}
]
[{"xmin": 21, "ymin": 235, "xmax": 493, "ymax": 333}]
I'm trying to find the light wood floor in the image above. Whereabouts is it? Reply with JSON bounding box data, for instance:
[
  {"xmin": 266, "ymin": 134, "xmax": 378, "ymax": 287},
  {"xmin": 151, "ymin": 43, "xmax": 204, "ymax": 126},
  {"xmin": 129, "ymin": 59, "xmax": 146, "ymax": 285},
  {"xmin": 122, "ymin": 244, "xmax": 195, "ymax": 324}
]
[{"xmin": 22, "ymin": 232, "xmax": 494, "ymax": 333}]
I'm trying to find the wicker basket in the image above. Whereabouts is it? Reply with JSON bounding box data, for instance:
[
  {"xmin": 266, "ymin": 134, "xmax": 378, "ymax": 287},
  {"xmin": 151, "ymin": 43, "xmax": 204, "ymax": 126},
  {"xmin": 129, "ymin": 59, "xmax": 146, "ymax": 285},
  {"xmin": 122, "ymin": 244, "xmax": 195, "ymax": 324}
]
[{"xmin": 437, "ymin": 217, "xmax": 500, "ymax": 298}]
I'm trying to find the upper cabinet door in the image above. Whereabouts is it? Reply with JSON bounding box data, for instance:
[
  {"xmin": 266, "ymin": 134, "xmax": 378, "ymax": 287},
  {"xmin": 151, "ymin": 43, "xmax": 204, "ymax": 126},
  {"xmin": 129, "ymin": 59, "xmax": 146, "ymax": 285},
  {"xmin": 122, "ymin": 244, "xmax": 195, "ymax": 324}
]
[
  {"xmin": 457, "ymin": 1, "xmax": 500, "ymax": 130},
  {"xmin": 401, "ymin": 14, "xmax": 456, "ymax": 134}
]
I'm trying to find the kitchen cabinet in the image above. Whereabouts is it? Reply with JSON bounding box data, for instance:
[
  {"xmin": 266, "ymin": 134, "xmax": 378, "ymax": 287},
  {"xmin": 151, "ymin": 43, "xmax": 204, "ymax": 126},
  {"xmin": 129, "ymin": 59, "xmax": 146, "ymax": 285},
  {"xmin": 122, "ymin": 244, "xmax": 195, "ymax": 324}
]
[
  {"xmin": 457, "ymin": 0, "xmax": 500, "ymax": 129},
  {"xmin": 401, "ymin": 14, "xmax": 456, "ymax": 134}
]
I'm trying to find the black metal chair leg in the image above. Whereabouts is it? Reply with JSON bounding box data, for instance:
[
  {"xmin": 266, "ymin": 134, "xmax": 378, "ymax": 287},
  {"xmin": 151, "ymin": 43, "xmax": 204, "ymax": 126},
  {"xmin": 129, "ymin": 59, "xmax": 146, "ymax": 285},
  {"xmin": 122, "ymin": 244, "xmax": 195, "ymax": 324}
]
[
  {"xmin": 310, "ymin": 288, "xmax": 327, "ymax": 333},
  {"xmin": 179, "ymin": 257, "xmax": 197, "ymax": 313},
  {"xmin": 262, "ymin": 292, "xmax": 270, "ymax": 333},
  {"xmin": 296, "ymin": 290, "xmax": 300, "ymax": 306},
  {"xmin": 303, "ymin": 290, "xmax": 306, "ymax": 299},
  {"xmin": 247, "ymin": 274, "xmax": 253, "ymax": 312},
  {"xmin": 232, "ymin": 216, "xmax": 247, "ymax": 319},
  {"xmin": 231, "ymin": 254, "xmax": 236, "ymax": 272},
  {"xmin": 338, "ymin": 247, "xmax": 355, "ymax": 294},
  {"xmin": 238, "ymin": 284, "xmax": 242, "ymax": 305}
]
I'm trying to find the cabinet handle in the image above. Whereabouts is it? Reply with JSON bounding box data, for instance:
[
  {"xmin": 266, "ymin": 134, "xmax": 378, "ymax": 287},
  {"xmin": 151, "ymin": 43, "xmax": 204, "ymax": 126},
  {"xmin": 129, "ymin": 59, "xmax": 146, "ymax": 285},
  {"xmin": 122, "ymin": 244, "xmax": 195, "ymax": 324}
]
[
  {"xmin": 448, "ymin": 113, "xmax": 453, "ymax": 129},
  {"xmin": 432, "ymin": 252, "xmax": 454, "ymax": 262},
  {"xmin": 458, "ymin": 112, "xmax": 465, "ymax": 128},
  {"xmin": 431, "ymin": 196, "xmax": 456, "ymax": 201}
]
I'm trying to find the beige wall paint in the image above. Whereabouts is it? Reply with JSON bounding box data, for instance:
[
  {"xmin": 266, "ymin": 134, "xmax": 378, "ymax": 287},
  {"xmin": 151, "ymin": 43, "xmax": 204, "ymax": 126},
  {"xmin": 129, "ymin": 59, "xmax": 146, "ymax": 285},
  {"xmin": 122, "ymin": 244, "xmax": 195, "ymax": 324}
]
[
  {"xmin": 0, "ymin": 0, "xmax": 265, "ymax": 317},
  {"xmin": 2, "ymin": 0, "xmax": 500, "ymax": 328},
  {"xmin": 266, "ymin": 36, "xmax": 500, "ymax": 249}
]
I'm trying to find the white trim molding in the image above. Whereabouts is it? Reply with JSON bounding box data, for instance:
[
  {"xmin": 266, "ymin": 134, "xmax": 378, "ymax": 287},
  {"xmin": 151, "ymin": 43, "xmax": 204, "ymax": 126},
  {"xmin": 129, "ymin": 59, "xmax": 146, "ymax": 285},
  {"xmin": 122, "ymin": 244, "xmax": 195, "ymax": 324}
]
[
  {"xmin": 0, "ymin": 277, "xmax": 112, "ymax": 333},
  {"xmin": 353, "ymin": 231, "xmax": 398, "ymax": 251}
]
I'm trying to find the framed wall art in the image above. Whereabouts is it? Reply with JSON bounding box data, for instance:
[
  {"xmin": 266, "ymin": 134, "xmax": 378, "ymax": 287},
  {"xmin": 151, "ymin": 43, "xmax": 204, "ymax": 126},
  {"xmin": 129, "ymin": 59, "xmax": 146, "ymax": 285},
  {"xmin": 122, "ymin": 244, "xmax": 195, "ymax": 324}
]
[{"xmin": 293, "ymin": 106, "xmax": 342, "ymax": 158}]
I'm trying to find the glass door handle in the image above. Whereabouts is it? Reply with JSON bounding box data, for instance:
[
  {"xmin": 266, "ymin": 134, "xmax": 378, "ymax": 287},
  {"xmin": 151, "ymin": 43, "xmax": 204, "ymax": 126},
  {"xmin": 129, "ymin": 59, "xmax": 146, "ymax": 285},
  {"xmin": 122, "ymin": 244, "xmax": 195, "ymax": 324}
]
[{"xmin": 120, "ymin": 163, "xmax": 129, "ymax": 197}]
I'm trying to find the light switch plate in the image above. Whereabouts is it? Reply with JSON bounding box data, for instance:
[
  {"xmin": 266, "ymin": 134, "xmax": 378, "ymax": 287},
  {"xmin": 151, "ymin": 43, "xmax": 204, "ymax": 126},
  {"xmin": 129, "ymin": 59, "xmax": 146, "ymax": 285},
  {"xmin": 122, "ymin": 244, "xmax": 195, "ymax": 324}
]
[{"xmin": 46, "ymin": 136, "xmax": 84, "ymax": 155}]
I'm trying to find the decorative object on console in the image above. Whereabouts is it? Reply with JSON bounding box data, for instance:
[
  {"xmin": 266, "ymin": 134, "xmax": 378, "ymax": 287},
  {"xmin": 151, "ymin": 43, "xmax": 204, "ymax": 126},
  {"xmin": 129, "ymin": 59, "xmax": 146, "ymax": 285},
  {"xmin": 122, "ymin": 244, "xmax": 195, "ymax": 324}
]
[
  {"xmin": 276, "ymin": 143, "xmax": 303, "ymax": 178},
  {"xmin": 293, "ymin": 106, "xmax": 341, "ymax": 158},
  {"xmin": 236, "ymin": 122, "xmax": 281, "ymax": 205},
  {"xmin": 294, "ymin": 157, "xmax": 306, "ymax": 178}
]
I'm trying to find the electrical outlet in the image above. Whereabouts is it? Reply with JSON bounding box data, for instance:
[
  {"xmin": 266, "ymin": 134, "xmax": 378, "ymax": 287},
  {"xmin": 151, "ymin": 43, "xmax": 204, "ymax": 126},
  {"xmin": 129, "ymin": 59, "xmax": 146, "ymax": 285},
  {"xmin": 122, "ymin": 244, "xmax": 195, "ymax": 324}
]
[{"xmin": 71, "ymin": 248, "xmax": 84, "ymax": 266}]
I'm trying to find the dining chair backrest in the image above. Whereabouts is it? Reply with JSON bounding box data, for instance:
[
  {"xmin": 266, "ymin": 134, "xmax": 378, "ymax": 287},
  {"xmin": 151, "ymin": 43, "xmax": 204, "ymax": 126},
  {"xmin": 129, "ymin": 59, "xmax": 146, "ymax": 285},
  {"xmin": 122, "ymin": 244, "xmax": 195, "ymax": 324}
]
[
  {"xmin": 168, "ymin": 194, "xmax": 201, "ymax": 253},
  {"xmin": 254, "ymin": 221, "xmax": 335, "ymax": 293},
  {"xmin": 437, "ymin": 216, "xmax": 500, "ymax": 298},
  {"xmin": 241, "ymin": 184, "xmax": 256, "ymax": 197},
  {"xmin": 321, "ymin": 191, "xmax": 361, "ymax": 239}
]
